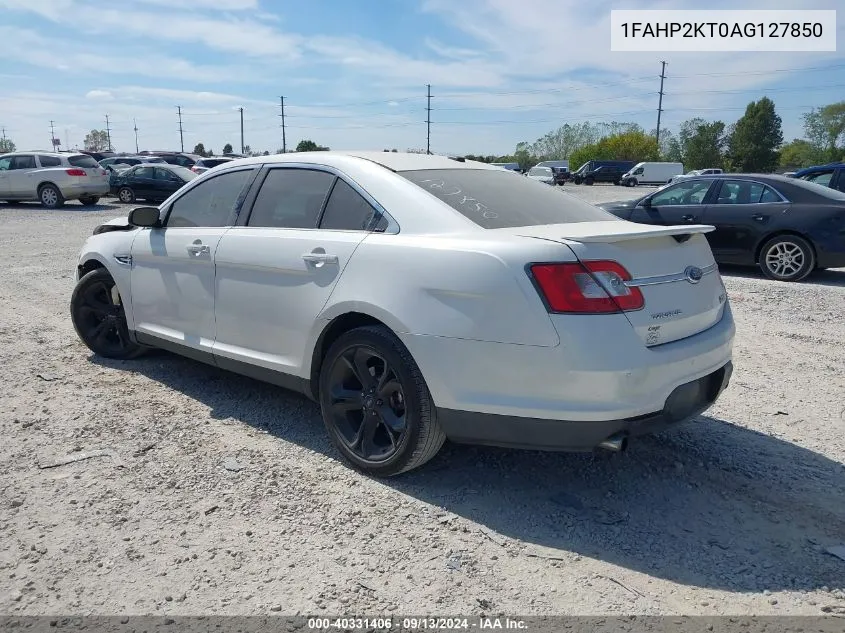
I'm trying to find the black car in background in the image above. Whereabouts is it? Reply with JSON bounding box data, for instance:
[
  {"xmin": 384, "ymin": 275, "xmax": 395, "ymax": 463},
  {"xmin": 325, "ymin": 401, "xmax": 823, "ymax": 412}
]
[
  {"xmin": 598, "ymin": 174, "xmax": 845, "ymax": 282},
  {"xmin": 792, "ymin": 162, "xmax": 845, "ymax": 192},
  {"xmin": 139, "ymin": 151, "xmax": 204, "ymax": 168},
  {"xmin": 571, "ymin": 160, "xmax": 635, "ymax": 185},
  {"xmin": 111, "ymin": 164, "xmax": 197, "ymax": 203}
]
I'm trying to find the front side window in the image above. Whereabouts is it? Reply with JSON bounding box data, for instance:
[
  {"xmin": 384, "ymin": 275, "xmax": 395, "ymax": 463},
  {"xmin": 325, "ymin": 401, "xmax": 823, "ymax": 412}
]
[
  {"xmin": 247, "ymin": 168, "xmax": 335, "ymax": 229},
  {"xmin": 10, "ymin": 155, "xmax": 36, "ymax": 170},
  {"xmin": 715, "ymin": 180, "xmax": 782, "ymax": 204},
  {"xmin": 319, "ymin": 179, "xmax": 378, "ymax": 231},
  {"xmin": 166, "ymin": 169, "xmax": 254, "ymax": 228},
  {"xmin": 633, "ymin": 167, "xmax": 643, "ymax": 175},
  {"xmin": 650, "ymin": 180, "xmax": 711, "ymax": 206},
  {"xmin": 0, "ymin": 157, "xmax": 10, "ymax": 171}
]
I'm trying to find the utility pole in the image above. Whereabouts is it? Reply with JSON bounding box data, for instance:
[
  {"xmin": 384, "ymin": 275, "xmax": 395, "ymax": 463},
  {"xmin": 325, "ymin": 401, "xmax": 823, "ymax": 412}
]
[
  {"xmin": 49, "ymin": 120, "xmax": 57, "ymax": 150},
  {"xmin": 655, "ymin": 61, "xmax": 667, "ymax": 152},
  {"xmin": 133, "ymin": 118, "xmax": 139, "ymax": 154},
  {"xmin": 104, "ymin": 114, "xmax": 113, "ymax": 151},
  {"xmin": 239, "ymin": 107, "xmax": 244, "ymax": 155},
  {"xmin": 279, "ymin": 96, "xmax": 286, "ymax": 153},
  {"xmin": 176, "ymin": 106, "xmax": 184, "ymax": 152},
  {"xmin": 64, "ymin": 128, "xmax": 69, "ymax": 151},
  {"xmin": 426, "ymin": 84, "xmax": 432, "ymax": 155}
]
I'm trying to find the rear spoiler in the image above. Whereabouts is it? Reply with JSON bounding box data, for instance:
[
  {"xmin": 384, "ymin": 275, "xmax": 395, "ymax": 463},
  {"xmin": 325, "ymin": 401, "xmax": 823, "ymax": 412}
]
[{"xmin": 553, "ymin": 223, "xmax": 714, "ymax": 244}]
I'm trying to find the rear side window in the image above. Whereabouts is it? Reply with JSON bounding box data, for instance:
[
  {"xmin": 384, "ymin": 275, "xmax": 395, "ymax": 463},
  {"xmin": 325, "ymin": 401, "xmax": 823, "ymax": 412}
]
[
  {"xmin": 319, "ymin": 179, "xmax": 378, "ymax": 231},
  {"xmin": 398, "ymin": 169, "xmax": 612, "ymax": 229},
  {"xmin": 247, "ymin": 168, "xmax": 335, "ymax": 229},
  {"xmin": 166, "ymin": 169, "xmax": 254, "ymax": 228},
  {"xmin": 68, "ymin": 155, "xmax": 99, "ymax": 168},
  {"xmin": 38, "ymin": 155, "xmax": 61, "ymax": 167}
]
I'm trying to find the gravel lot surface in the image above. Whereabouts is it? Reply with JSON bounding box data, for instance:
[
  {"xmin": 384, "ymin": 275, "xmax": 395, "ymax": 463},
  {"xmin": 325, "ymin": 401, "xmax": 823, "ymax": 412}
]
[{"xmin": 1, "ymin": 185, "xmax": 844, "ymax": 617}]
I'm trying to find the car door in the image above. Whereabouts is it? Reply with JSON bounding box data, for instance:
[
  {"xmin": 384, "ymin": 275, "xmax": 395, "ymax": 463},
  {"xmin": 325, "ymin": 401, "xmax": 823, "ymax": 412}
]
[
  {"xmin": 702, "ymin": 179, "xmax": 790, "ymax": 264},
  {"xmin": 153, "ymin": 167, "xmax": 185, "ymax": 200},
  {"xmin": 629, "ymin": 179, "xmax": 714, "ymax": 226},
  {"xmin": 7, "ymin": 155, "xmax": 37, "ymax": 196},
  {"xmin": 212, "ymin": 166, "xmax": 377, "ymax": 379},
  {"xmin": 129, "ymin": 167, "xmax": 257, "ymax": 359},
  {"xmin": 130, "ymin": 166, "xmax": 156, "ymax": 199},
  {"xmin": 0, "ymin": 156, "xmax": 11, "ymax": 197}
]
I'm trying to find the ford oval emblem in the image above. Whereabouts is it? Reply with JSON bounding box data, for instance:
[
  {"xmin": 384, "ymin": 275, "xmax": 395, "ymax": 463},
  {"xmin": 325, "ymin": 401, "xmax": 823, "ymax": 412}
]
[{"xmin": 685, "ymin": 266, "xmax": 704, "ymax": 284}]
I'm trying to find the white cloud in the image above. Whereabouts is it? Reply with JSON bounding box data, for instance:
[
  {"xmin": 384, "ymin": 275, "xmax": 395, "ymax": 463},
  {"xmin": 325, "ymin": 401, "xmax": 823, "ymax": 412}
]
[{"xmin": 86, "ymin": 90, "xmax": 114, "ymax": 101}]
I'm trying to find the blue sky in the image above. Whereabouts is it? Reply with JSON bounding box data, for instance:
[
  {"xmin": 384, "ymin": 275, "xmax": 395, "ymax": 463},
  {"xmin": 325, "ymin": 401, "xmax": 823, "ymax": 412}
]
[{"xmin": 0, "ymin": 0, "xmax": 842, "ymax": 155}]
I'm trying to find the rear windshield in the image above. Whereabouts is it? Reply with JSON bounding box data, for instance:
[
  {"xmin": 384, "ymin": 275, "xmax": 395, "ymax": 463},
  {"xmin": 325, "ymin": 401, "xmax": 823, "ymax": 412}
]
[
  {"xmin": 398, "ymin": 168, "xmax": 612, "ymax": 229},
  {"xmin": 165, "ymin": 166, "xmax": 199, "ymax": 180},
  {"xmin": 201, "ymin": 159, "xmax": 229, "ymax": 167},
  {"xmin": 68, "ymin": 155, "xmax": 100, "ymax": 168}
]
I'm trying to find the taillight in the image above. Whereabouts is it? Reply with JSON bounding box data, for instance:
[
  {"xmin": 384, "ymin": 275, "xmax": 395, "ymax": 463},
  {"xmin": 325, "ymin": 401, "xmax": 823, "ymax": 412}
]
[
  {"xmin": 65, "ymin": 168, "xmax": 86, "ymax": 176},
  {"xmin": 191, "ymin": 166, "xmax": 200, "ymax": 173},
  {"xmin": 529, "ymin": 260, "xmax": 644, "ymax": 314}
]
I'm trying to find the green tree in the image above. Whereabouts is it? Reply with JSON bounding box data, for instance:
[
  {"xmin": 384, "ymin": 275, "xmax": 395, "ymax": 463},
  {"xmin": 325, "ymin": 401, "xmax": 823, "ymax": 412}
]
[
  {"xmin": 778, "ymin": 139, "xmax": 824, "ymax": 168},
  {"xmin": 84, "ymin": 129, "xmax": 111, "ymax": 152},
  {"xmin": 726, "ymin": 97, "xmax": 783, "ymax": 172},
  {"xmin": 601, "ymin": 130, "xmax": 659, "ymax": 162},
  {"xmin": 295, "ymin": 139, "xmax": 329, "ymax": 152},
  {"xmin": 222, "ymin": 143, "xmax": 233, "ymax": 154},
  {"xmin": 0, "ymin": 137, "xmax": 16, "ymax": 153},
  {"xmin": 193, "ymin": 142, "xmax": 207, "ymax": 157},
  {"xmin": 678, "ymin": 118, "xmax": 726, "ymax": 170},
  {"xmin": 802, "ymin": 101, "xmax": 845, "ymax": 163}
]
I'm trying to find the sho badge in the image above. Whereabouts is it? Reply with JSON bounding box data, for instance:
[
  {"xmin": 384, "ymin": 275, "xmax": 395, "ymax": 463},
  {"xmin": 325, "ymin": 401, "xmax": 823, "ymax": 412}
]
[{"xmin": 684, "ymin": 265, "xmax": 704, "ymax": 284}]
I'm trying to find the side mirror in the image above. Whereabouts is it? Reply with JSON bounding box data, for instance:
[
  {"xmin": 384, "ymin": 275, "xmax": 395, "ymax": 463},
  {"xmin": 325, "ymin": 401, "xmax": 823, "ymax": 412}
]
[{"xmin": 128, "ymin": 206, "xmax": 161, "ymax": 228}]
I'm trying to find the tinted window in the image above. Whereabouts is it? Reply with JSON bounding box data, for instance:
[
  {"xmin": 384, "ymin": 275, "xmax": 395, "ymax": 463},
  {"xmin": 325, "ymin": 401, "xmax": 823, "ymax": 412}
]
[
  {"xmin": 715, "ymin": 180, "xmax": 781, "ymax": 204},
  {"xmin": 175, "ymin": 156, "xmax": 194, "ymax": 167},
  {"xmin": 650, "ymin": 180, "xmax": 711, "ymax": 206},
  {"xmin": 154, "ymin": 167, "xmax": 182, "ymax": 181},
  {"xmin": 68, "ymin": 155, "xmax": 99, "ymax": 168},
  {"xmin": 166, "ymin": 169, "xmax": 254, "ymax": 228},
  {"xmin": 38, "ymin": 155, "xmax": 61, "ymax": 167},
  {"xmin": 134, "ymin": 167, "xmax": 154, "ymax": 179},
  {"xmin": 10, "ymin": 155, "xmax": 36, "ymax": 170},
  {"xmin": 836, "ymin": 171, "xmax": 845, "ymax": 193},
  {"xmin": 803, "ymin": 170, "xmax": 833, "ymax": 187},
  {"xmin": 785, "ymin": 177, "xmax": 845, "ymax": 201},
  {"xmin": 319, "ymin": 179, "xmax": 378, "ymax": 231},
  {"xmin": 399, "ymin": 168, "xmax": 611, "ymax": 229},
  {"xmin": 247, "ymin": 168, "xmax": 334, "ymax": 229},
  {"xmin": 759, "ymin": 185, "xmax": 781, "ymax": 203},
  {"xmin": 145, "ymin": 157, "xmax": 166, "ymax": 163},
  {"xmin": 0, "ymin": 157, "xmax": 11, "ymax": 171}
]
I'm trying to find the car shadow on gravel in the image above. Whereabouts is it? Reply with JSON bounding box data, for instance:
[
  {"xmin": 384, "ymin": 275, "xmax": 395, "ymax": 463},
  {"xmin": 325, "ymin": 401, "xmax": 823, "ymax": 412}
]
[
  {"xmin": 720, "ymin": 264, "xmax": 845, "ymax": 288},
  {"xmin": 93, "ymin": 352, "xmax": 845, "ymax": 594},
  {"xmin": 1, "ymin": 201, "xmax": 122, "ymax": 212}
]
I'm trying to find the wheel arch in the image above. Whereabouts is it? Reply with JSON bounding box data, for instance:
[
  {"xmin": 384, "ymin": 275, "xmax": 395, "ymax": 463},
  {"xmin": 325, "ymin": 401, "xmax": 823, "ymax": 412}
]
[
  {"xmin": 754, "ymin": 230, "xmax": 817, "ymax": 265},
  {"xmin": 36, "ymin": 180, "xmax": 60, "ymax": 193}
]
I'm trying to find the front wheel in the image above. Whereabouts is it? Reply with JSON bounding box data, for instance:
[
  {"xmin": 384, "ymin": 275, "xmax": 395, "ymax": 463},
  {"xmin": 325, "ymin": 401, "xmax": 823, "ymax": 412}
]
[
  {"xmin": 70, "ymin": 268, "xmax": 146, "ymax": 359},
  {"xmin": 758, "ymin": 235, "xmax": 815, "ymax": 282},
  {"xmin": 117, "ymin": 187, "xmax": 136, "ymax": 204},
  {"xmin": 584, "ymin": 177, "xmax": 594, "ymax": 185},
  {"xmin": 39, "ymin": 184, "xmax": 65, "ymax": 209},
  {"xmin": 318, "ymin": 325, "xmax": 445, "ymax": 477},
  {"xmin": 78, "ymin": 196, "xmax": 100, "ymax": 206}
]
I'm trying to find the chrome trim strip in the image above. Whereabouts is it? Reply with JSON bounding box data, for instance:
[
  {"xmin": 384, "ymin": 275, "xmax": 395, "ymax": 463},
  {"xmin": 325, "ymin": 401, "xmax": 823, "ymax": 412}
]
[{"xmin": 626, "ymin": 263, "xmax": 717, "ymax": 287}]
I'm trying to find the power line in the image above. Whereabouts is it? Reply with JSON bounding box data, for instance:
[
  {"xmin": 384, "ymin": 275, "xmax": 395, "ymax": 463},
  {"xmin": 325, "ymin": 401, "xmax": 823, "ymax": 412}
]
[
  {"xmin": 656, "ymin": 61, "xmax": 667, "ymax": 151},
  {"xmin": 176, "ymin": 106, "xmax": 184, "ymax": 152}
]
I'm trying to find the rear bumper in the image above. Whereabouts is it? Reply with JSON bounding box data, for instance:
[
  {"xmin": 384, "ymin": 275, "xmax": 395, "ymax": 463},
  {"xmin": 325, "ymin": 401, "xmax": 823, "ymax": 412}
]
[
  {"xmin": 61, "ymin": 182, "xmax": 110, "ymax": 197},
  {"xmin": 438, "ymin": 361, "xmax": 732, "ymax": 450}
]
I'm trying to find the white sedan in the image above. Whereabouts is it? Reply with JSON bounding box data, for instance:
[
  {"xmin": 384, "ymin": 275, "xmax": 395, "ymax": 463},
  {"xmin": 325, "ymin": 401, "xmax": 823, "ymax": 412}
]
[{"xmin": 70, "ymin": 152, "xmax": 735, "ymax": 476}]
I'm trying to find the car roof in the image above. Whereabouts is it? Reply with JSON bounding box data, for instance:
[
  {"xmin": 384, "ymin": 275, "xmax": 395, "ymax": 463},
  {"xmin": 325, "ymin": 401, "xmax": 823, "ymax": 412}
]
[
  {"xmin": 222, "ymin": 151, "xmax": 503, "ymax": 172},
  {"xmin": 794, "ymin": 162, "xmax": 844, "ymax": 176},
  {"xmin": 680, "ymin": 173, "xmax": 795, "ymax": 183}
]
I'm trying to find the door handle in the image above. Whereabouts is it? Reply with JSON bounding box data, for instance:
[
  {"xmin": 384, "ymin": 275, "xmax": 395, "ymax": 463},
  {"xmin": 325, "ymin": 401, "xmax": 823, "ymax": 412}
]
[
  {"xmin": 186, "ymin": 243, "xmax": 210, "ymax": 256},
  {"xmin": 751, "ymin": 214, "xmax": 766, "ymax": 222},
  {"xmin": 302, "ymin": 252, "xmax": 338, "ymax": 265},
  {"xmin": 681, "ymin": 214, "xmax": 696, "ymax": 222}
]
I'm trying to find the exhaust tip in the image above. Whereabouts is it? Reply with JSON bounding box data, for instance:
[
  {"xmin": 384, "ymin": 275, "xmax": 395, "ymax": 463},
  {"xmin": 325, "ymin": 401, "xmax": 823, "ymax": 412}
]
[{"xmin": 598, "ymin": 434, "xmax": 628, "ymax": 453}]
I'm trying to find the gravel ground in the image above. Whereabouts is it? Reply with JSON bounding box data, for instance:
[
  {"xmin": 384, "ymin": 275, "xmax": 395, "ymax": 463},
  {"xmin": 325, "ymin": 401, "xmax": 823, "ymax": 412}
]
[{"xmin": 1, "ymin": 186, "xmax": 844, "ymax": 617}]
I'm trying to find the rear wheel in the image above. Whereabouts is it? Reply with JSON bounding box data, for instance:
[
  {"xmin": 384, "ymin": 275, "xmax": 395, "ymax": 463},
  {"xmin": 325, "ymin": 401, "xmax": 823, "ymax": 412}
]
[
  {"xmin": 758, "ymin": 235, "xmax": 815, "ymax": 282},
  {"xmin": 78, "ymin": 196, "xmax": 100, "ymax": 206},
  {"xmin": 117, "ymin": 187, "xmax": 135, "ymax": 204},
  {"xmin": 319, "ymin": 325, "xmax": 445, "ymax": 477},
  {"xmin": 584, "ymin": 176, "xmax": 594, "ymax": 185},
  {"xmin": 39, "ymin": 184, "xmax": 64, "ymax": 209},
  {"xmin": 70, "ymin": 268, "xmax": 145, "ymax": 359}
]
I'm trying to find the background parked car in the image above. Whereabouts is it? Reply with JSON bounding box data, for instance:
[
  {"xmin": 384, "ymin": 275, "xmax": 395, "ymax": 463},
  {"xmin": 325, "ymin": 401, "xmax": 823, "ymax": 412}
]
[
  {"xmin": 140, "ymin": 151, "xmax": 204, "ymax": 168},
  {"xmin": 571, "ymin": 160, "xmax": 635, "ymax": 185},
  {"xmin": 0, "ymin": 151, "xmax": 109, "ymax": 208},
  {"xmin": 191, "ymin": 157, "xmax": 234, "ymax": 174},
  {"xmin": 526, "ymin": 165, "xmax": 555, "ymax": 184},
  {"xmin": 598, "ymin": 173, "xmax": 845, "ymax": 282},
  {"xmin": 76, "ymin": 150, "xmax": 116, "ymax": 163},
  {"xmin": 669, "ymin": 168, "xmax": 722, "ymax": 184},
  {"xmin": 621, "ymin": 162, "xmax": 685, "ymax": 187},
  {"xmin": 792, "ymin": 162, "xmax": 845, "ymax": 192},
  {"xmin": 100, "ymin": 155, "xmax": 166, "ymax": 174},
  {"xmin": 111, "ymin": 164, "xmax": 197, "ymax": 203}
]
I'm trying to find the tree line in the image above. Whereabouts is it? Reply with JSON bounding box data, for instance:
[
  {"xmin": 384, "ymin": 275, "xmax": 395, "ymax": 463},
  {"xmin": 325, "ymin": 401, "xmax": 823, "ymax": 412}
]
[{"xmin": 465, "ymin": 98, "xmax": 845, "ymax": 173}]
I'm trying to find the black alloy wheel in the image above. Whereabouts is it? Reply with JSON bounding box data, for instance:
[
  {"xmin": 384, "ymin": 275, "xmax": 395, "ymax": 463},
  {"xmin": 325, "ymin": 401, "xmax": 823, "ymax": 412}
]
[
  {"xmin": 319, "ymin": 326, "xmax": 445, "ymax": 476},
  {"xmin": 70, "ymin": 268, "xmax": 145, "ymax": 359}
]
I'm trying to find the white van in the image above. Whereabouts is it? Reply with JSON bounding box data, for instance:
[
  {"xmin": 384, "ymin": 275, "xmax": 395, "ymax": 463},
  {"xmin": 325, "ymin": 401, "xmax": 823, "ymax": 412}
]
[{"xmin": 621, "ymin": 162, "xmax": 684, "ymax": 186}]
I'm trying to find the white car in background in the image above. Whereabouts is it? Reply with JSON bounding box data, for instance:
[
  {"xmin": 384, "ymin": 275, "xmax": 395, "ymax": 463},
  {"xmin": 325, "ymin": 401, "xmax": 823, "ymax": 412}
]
[
  {"xmin": 669, "ymin": 168, "xmax": 723, "ymax": 184},
  {"xmin": 191, "ymin": 157, "xmax": 235, "ymax": 174},
  {"xmin": 70, "ymin": 152, "xmax": 734, "ymax": 476},
  {"xmin": 0, "ymin": 151, "xmax": 110, "ymax": 207},
  {"xmin": 526, "ymin": 165, "xmax": 555, "ymax": 184}
]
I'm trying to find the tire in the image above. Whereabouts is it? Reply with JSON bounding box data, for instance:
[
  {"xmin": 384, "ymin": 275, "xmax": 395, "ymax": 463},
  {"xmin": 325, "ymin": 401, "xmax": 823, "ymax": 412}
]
[
  {"xmin": 758, "ymin": 235, "xmax": 815, "ymax": 282},
  {"xmin": 626, "ymin": 178, "xmax": 637, "ymax": 187},
  {"xmin": 584, "ymin": 177, "xmax": 594, "ymax": 186},
  {"xmin": 117, "ymin": 187, "xmax": 136, "ymax": 204},
  {"xmin": 39, "ymin": 184, "xmax": 65, "ymax": 209},
  {"xmin": 70, "ymin": 268, "xmax": 146, "ymax": 360},
  {"xmin": 78, "ymin": 196, "xmax": 100, "ymax": 206},
  {"xmin": 318, "ymin": 325, "xmax": 446, "ymax": 477}
]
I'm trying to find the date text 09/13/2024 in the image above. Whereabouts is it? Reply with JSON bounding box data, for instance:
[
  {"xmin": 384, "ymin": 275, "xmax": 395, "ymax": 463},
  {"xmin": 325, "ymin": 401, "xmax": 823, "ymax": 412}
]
[{"xmin": 306, "ymin": 617, "xmax": 528, "ymax": 630}]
